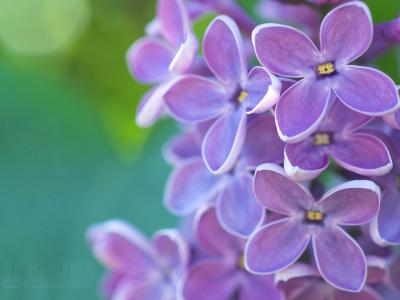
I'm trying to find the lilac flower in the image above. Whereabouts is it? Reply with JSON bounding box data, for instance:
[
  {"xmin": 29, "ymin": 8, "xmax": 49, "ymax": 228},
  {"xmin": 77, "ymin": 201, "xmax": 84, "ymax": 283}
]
[
  {"xmin": 87, "ymin": 220, "xmax": 189, "ymax": 300},
  {"xmin": 284, "ymin": 100, "xmax": 392, "ymax": 181},
  {"xmin": 277, "ymin": 263, "xmax": 383, "ymax": 300},
  {"xmin": 183, "ymin": 205, "xmax": 284, "ymax": 300},
  {"xmin": 165, "ymin": 16, "xmax": 281, "ymax": 174},
  {"xmin": 252, "ymin": 1, "xmax": 400, "ymax": 142},
  {"xmin": 245, "ymin": 164, "xmax": 381, "ymax": 292},
  {"xmin": 165, "ymin": 114, "xmax": 284, "ymax": 237},
  {"xmin": 127, "ymin": 0, "xmax": 199, "ymax": 127},
  {"xmin": 366, "ymin": 17, "xmax": 400, "ymax": 59}
]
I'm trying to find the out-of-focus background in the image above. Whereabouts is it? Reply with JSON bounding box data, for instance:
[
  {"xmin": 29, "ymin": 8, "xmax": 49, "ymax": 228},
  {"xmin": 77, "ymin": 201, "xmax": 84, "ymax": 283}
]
[{"xmin": 0, "ymin": 0, "xmax": 398, "ymax": 299}]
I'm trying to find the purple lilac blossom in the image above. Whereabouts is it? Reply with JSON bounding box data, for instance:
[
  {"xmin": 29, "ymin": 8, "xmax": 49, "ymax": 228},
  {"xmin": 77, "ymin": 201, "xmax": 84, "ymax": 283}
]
[
  {"xmin": 165, "ymin": 15, "xmax": 281, "ymax": 174},
  {"xmin": 245, "ymin": 164, "xmax": 381, "ymax": 292},
  {"xmin": 127, "ymin": 0, "xmax": 199, "ymax": 127},
  {"xmin": 284, "ymin": 100, "xmax": 392, "ymax": 181},
  {"xmin": 252, "ymin": 1, "xmax": 400, "ymax": 142},
  {"xmin": 87, "ymin": 220, "xmax": 189, "ymax": 300},
  {"xmin": 183, "ymin": 205, "xmax": 284, "ymax": 300}
]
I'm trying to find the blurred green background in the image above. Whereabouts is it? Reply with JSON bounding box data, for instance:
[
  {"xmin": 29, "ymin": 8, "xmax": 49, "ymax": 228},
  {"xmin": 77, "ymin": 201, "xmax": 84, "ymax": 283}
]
[{"xmin": 0, "ymin": 0, "xmax": 398, "ymax": 299}]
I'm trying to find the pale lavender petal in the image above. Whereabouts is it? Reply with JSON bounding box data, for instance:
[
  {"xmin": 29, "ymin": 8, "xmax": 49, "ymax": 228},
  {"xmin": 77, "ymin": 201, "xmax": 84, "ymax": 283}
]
[
  {"xmin": 183, "ymin": 260, "xmax": 238, "ymax": 300},
  {"xmin": 284, "ymin": 142, "xmax": 329, "ymax": 181},
  {"xmin": 195, "ymin": 206, "xmax": 242, "ymax": 256},
  {"xmin": 376, "ymin": 188, "xmax": 400, "ymax": 244},
  {"xmin": 333, "ymin": 287, "xmax": 383, "ymax": 300},
  {"xmin": 318, "ymin": 100, "xmax": 373, "ymax": 133},
  {"xmin": 216, "ymin": 172, "xmax": 264, "ymax": 238},
  {"xmin": 152, "ymin": 229, "xmax": 189, "ymax": 276},
  {"xmin": 313, "ymin": 226, "xmax": 367, "ymax": 292},
  {"xmin": 87, "ymin": 220, "xmax": 155, "ymax": 275},
  {"xmin": 333, "ymin": 66, "xmax": 400, "ymax": 116},
  {"xmin": 253, "ymin": 164, "xmax": 314, "ymax": 215},
  {"xmin": 328, "ymin": 133, "xmax": 392, "ymax": 176},
  {"xmin": 164, "ymin": 75, "xmax": 228, "ymax": 123},
  {"xmin": 163, "ymin": 132, "xmax": 201, "ymax": 165},
  {"xmin": 127, "ymin": 38, "xmax": 174, "ymax": 84},
  {"xmin": 157, "ymin": 0, "xmax": 189, "ymax": 46},
  {"xmin": 169, "ymin": 32, "xmax": 198, "ymax": 73},
  {"xmin": 164, "ymin": 158, "xmax": 221, "ymax": 215},
  {"xmin": 252, "ymin": 24, "xmax": 319, "ymax": 77},
  {"xmin": 241, "ymin": 114, "xmax": 285, "ymax": 168},
  {"xmin": 203, "ymin": 15, "xmax": 247, "ymax": 84},
  {"xmin": 113, "ymin": 280, "xmax": 174, "ymax": 300},
  {"xmin": 320, "ymin": 2, "xmax": 373, "ymax": 64},
  {"xmin": 319, "ymin": 180, "xmax": 380, "ymax": 226},
  {"xmin": 245, "ymin": 218, "xmax": 310, "ymax": 274},
  {"xmin": 202, "ymin": 107, "xmax": 247, "ymax": 174},
  {"xmin": 244, "ymin": 66, "xmax": 282, "ymax": 114},
  {"xmin": 275, "ymin": 79, "xmax": 331, "ymax": 142},
  {"xmin": 239, "ymin": 274, "xmax": 284, "ymax": 300},
  {"xmin": 136, "ymin": 84, "xmax": 167, "ymax": 128}
]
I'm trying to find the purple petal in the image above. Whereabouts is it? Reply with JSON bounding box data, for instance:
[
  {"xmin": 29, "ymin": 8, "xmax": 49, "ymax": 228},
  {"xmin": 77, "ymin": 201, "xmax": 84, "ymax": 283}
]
[
  {"xmin": 203, "ymin": 15, "xmax": 247, "ymax": 84},
  {"xmin": 333, "ymin": 287, "xmax": 383, "ymax": 300},
  {"xmin": 101, "ymin": 272, "xmax": 125, "ymax": 299},
  {"xmin": 163, "ymin": 132, "xmax": 201, "ymax": 165},
  {"xmin": 328, "ymin": 133, "xmax": 393, "ymax": 176},
  {"xmin": 152, "ymin": 229, "xmax": 189, "ymax": 276},
  {"xmin": 384, "ymin": 108, "xmax": 400, "ymax": 130},
  {"xmin": 333, "ymin": 66, "xmax": 400, "ymax": 116},
  {"xmin": 313, "ymin": 226, "xmax": 367, "ymax": 292},
  {"xmin": 253, "ymin": 164, "xmax": 314, "ymax": 215},
  {"xmin": 320, "ymin": 2, "xmax": 373, "ymax": 65},
  {"xmin": 252, "ymin": 24, "xmax": 319, "ymax": 78},
  {"xmin": 136, "ymin": 84, "xmax": 168, "ymax": 128},
  {"xmin": 376, "ymin": 188, "xmax": 400, "ymax": 244},
  {"xmin": 183, "ymin": 260, "xmax": 238, "ymax": 300},
  {"xmin": 87, "ymin": 220, "xmax": 155, "ymax": 275},
  {"xmin": 245, "ymin": 218, "xmax": 310, "ymax": 274},
  {"xmin": 157, "ymin": 0, "xmax": 189, "ymax": 46},
  {"xmin": 127, "ymin": 37, "xmax": 174, "ymax": 84},
  {"xmin": 244, "ymin": 67, "xmax": 282, "ymax": 114},
  {"xmin": 275, "ymin": 79, "xmax": 331, "ymax": 142},
  {"xmin": 284, "ymin": 142, "xmax": 329, "ymax": 181},
  {"xmin": 113, "ymin": 280, "xmax": 174, "ymax": 300},
  {"xmin": 241, "ymin": 114, "xmax": 285, "ymax": 168},
  {"xmin": 202, "ymin": 107, "xmax": 247, "ymax": 174},
  {"xmin": 318, "ymin": 100, "xmax": 373, "ymax": 133},
  {"xmin": 164, "ymin": 75, "xmax": 228, "ymax": 123},
  {"xmin": 164, "ymin": 158, "xmax": 221, "ymax": 215},
  {"xmin": 216, "ymin": 172, "xmax": 265, "ymax": 238},
  {"xmin": 195, "ymin": 206, "xmax": 242, "ymax": 256},
  {"xmin": 319, "ymin": 180, "xmax": 380, "ymax": 226},
  {"xmin": 239, "ymin": 274, "xmax": 284, "ymax": 300},
  {"xmin": 169, "ymin": 32, "xmax": 198, "ymax": 73}
]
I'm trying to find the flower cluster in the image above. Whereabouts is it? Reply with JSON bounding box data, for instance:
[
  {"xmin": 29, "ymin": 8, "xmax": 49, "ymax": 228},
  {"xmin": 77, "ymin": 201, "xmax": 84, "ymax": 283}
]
[{"xmin": 88, "ymin": 0, "xmax": 400, "ymax": 299}]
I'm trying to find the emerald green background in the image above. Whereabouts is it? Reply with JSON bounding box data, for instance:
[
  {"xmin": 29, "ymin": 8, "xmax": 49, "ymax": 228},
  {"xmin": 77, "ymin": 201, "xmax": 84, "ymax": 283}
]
[{"xmin": 0, "ymin": 0, "xmax": 398, "ymax": 299}]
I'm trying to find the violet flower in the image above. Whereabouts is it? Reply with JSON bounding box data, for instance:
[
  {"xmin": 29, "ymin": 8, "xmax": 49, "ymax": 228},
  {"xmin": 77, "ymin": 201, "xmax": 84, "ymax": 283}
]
[
  {"xmin": 284, "ymin": 100, "xmax": 392, "ymax": 181},
  {"xmin": 165, "ymin": 114, "xmax": 284, "ymax": 237},
  {"xmin": 183, "ymin": 205, "xmax": 284, "ymax": 300},
  {"xmin": 277, "ymin": 263, "xmax": 383, "ymax": 300},
  {"xmin": 165, "ymin": 15, "xmax": 281, "ymax": 174},
  {"xmin": 245, "ymin": 164, "xmax": 381, "ymax": 292},
  {"xmin": 87, "ymin": 220, "xmax": 189, "ymax": 300},
  {"xmin": 252, "ymin": 1, "xmax": 400, "ymax": 142},
  {"xmin": 127, "ymin": 0, "xmax": 198, "ymax": 127}
]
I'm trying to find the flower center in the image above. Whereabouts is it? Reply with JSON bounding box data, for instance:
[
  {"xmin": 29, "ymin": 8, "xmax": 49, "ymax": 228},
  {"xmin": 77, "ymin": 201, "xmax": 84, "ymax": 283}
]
[
  {"xmin": 237, "ymin": 255, "xmax": 245, "ymax": 270},
  {"xmin": 316, "ymin": 62, "xmax": 336, "ymax": 77},
  {"xmin": 313, "ymin": 132, "xmax": 332, "ymax": 146},
  {"xmin": 306, "ymin": 210, "xmax": 324, "ymax": 223},
  {"xmin": 237, "ymin": 90, "xmax": 248, "ymax": 103}
]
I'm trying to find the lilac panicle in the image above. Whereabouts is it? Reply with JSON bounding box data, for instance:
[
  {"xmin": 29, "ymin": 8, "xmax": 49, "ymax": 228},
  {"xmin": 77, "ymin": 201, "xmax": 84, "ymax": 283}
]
[
  {"xmin": 245, "ymin": 164, "xmax": 381, "ymax": 292},
  {"xmin": 252, "ymin": 1, "xmax": 400, "ymax": 142}
]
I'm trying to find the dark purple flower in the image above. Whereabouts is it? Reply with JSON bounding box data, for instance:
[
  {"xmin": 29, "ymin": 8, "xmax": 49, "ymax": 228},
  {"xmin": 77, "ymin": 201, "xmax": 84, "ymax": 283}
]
[
  {"xmin": 164, "ymin": 114, "xmax": 284, "ymax": 237},
  {"xmin": 165, "ymin": 15, "xmax": 281, "ymax": 174},
  {"xmin": 87, "ymin": 220, "xmax": 189, "ymax": 300},
  {"xmin": 277, "ymin": 263, "xmax": 383, "ymax": 300},
  {"xmin": 252, "ymin": 1, "xmax": 400, "ymax": 142},
  {"xmin": 245, "ymin": 164, "xmax": 381, "ymax": 292},
  {"xmin": 127, "ymin": 0, "xmax": 199, "ymax": 127},
  {"xmin": 284, "ymin": 100, "xmax": 392, "ymax": 181},
  {"xmin": 183, "ymin": 205, "xmax": 284, "ymax": 300}
]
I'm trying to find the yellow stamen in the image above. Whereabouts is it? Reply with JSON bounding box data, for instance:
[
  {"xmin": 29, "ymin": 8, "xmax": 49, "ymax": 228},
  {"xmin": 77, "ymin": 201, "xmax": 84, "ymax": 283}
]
[
  {"xmin": 313, "ymin": 133, "xmax": 331, "ymax": 146},
  {"xmin": 306, "ymin": 210, "xmax": 324, "ymax": 222},
  {"xmin": 238, "ymin": 255, "xmax": 245, "ymax": 270},
  {"xmin": 317, "ymin": 62, "xmax": 335, "ymax": 76},
  {"xmin": 238, "ymin": 91, "xmax": 249, "ymax": 103}
]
